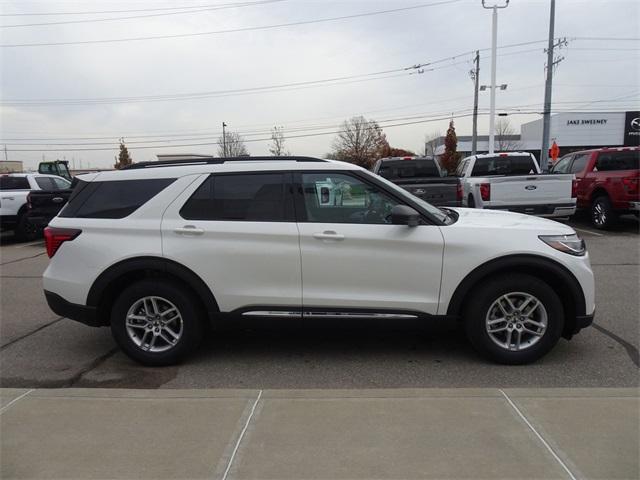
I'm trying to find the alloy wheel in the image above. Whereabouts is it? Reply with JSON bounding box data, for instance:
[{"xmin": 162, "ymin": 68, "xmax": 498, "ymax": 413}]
[
  {"xmin": 485, "ymin": 292, "xmax": 548, "ymax": 351},
  {"xmin": 125, "ymin": 296, "xmax": 184, "ymax": 353}
]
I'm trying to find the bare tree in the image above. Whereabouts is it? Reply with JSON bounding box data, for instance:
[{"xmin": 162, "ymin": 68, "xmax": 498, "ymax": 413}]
[
  {"xmin": 330, "ymin": 116, "xmax": 387, "ymax": 168},
  {"xmin": 217, "ymin": 131, "xmax": 248, "ymax": 157},
  {"xmin": 495, "ymin": 119, "xmax": 522, "ymax": 151},
  {"xmin": 269, "ymin": 126, "xmax": 290, "ymax": 156},
  {"xmin": 423, "ymin": 131, "xmax": 442, "ymax": 156}
]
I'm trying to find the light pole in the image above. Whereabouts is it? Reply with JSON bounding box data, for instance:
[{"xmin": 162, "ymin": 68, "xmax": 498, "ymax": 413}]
[
  {"xmin": 222, "ymin": 122, "xmax": 227, "ymax": 157},
  {"xmin": 482, "ymin": 0, "xmax": 509, "ymax": 154}
]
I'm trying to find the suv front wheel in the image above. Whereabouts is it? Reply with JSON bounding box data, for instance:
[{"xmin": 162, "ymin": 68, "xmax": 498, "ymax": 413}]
[
  {"xmin": 111, "ymin": 280, "xmax": 204, "ymax": 366},
  {"xmin": 464, "ymin": 274, "xmax": 564, "ymax": 364}
]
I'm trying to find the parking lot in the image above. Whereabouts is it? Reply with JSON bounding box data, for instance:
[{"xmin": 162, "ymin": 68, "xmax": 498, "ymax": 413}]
[{"xmin": 0, "ymin": 215, "xmax": 638, "ymax": 390}]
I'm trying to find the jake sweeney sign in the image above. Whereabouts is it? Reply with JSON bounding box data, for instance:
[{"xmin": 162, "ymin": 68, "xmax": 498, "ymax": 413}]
[{"xmin": 566, "ymin": 118, "xmax": 608, "ymax": 126}]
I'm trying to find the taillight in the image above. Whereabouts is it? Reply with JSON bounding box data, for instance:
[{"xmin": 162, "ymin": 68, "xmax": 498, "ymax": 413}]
[
  {"xmin": 44, "ymin": 227, "xmax": 81, "ymax": 258},
  {"xmin": 480, "ymin": 183, "xmax": 491, "ymax": 201},
  {"xmin": 622, "ymin": 176, "xmax": 639, "ymax": 194},
  {"xmin": 571, "ymin": 179, "xmax": 578, "ymax": 198},
  {"xmin": 456, "ymin": 183, "xmax": 463, "ymax": 202}
]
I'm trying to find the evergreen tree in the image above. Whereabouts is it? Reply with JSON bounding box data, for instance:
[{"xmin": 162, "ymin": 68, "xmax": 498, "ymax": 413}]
[
  {"xmin": 439, "ymin": 120, "xmax": 461, "ymax": 174},
  {"xmin": 114, "ymin": 138, "xmax": 133, "ymax": 169}
]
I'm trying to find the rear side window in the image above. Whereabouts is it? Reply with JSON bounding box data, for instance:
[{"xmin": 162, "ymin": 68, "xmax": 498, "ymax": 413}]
[
  {"xmin": 596, "ymin": 151, "xmax": 640, "ymax": 171},
  {"xmin": 378, "ymin": 160, "xmax": 441, "ymax": 180},
  {"xmin": 0, "ymin": 176, "xmax": 30, "ymax": 190},
  {"xmin": 60, "ymin": 178, "xmax": 175, "ymax": 218},
  {"xmin": 471, "ymin": 155, "xmax": 536, "ymax": 176},
  {"xmin": 180, "ymin": 173, "xmax": 291, "ymax": 222},
  {"xmin": 35, "ymin": 177, "xmax": 55, "ymax": 190}
]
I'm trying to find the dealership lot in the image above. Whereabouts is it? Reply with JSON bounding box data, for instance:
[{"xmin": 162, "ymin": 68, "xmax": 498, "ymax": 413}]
[{"xmin": 0, "ymin": 215, "xmax": 638, "ymax": 389}]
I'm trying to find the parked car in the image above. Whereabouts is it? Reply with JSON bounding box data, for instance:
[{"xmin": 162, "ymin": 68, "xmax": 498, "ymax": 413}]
[
  {"xmin": 0, "ymin": 173, "xmax": 71, "ymax": 240},
  {"xmin": 43, "ymin": 156, "xmax": 594, "ymax": 366},
  {"xmin": 372, "ymin": 156, "xmax": 460, "ymax": 207},
  {"xmin": 550, "ymin": 147, "xmax": 639, "ymax": 229},
  {"xmin": 26, "ymin": 185, "xmax": 74, "ymax": 233},
  {"xmin": 456, "ymin": 152, "xmax": 576, "ymax": 218}
]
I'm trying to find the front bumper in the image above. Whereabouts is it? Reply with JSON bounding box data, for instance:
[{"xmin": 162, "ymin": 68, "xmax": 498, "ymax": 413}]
[{"xmin": 44, "ymin": 290, "xmax": 102, "ymax": 327}]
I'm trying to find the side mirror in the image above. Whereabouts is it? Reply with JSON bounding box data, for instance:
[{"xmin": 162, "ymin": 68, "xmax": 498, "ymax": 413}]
[{"xmin": 391, "ymin": 205, "xmax": 420, "ymax": 227}]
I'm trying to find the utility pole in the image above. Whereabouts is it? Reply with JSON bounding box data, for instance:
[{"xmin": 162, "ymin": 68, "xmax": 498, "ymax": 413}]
[
  {"xmin": 482, "ymin": 0, "xmax": 509, "ymax": 155},
  {"xmin": 222, "ymin": 122, "xmax": 227, "ymax": 157},
  {"xmin": 540, "ymin": 0, "xmax": 567, "ymax": 171},
  {"xmin": 470, "ymin": 50, "xmax": 480, "ymax": 155}
]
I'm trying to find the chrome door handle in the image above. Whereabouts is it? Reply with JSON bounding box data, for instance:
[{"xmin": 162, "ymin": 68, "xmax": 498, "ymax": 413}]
[
  {"xmin": 174, "ymin": 225, "xmax": 204, "ymax": 235},
  {"xmin": 313, "ymin": 231, "xmax": 345, "ymax": 241}
]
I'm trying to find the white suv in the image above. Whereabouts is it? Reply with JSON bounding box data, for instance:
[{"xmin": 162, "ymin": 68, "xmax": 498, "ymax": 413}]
[{"xmin": 43, "ymin": 157, "xmax": 595, "ymax": 366}]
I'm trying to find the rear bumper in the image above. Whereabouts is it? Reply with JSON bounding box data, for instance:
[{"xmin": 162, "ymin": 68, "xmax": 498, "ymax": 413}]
[
  {"xmin": 44, "ymin": 290, "xmax": 103, "ymax": 327},
  {"xmin": 485, "ymin": 203, "xmax": 576, "ymax": 217}
]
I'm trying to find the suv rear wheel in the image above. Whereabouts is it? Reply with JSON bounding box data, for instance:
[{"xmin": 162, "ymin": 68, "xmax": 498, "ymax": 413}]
[
  {"xmin": 111, "ymin": 280, "xmax": 204, "ymax": 366},
  {"xmin": 464, "ymin": 274, "xmax": 564, "ymax": 364}
]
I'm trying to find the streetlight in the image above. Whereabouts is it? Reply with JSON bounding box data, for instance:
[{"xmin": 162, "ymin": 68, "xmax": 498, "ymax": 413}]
[{"xmin": 482, "ymin": 0, "xmax": 509, "ymax": 154}]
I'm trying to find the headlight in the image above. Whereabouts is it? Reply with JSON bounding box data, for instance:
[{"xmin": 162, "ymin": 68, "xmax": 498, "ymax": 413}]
[{"xmin": 539, "ymin": 234, "xmax": 586, "ymax": 256}]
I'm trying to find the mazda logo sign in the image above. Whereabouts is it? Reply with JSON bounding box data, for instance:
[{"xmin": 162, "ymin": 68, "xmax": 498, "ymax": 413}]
[{"xmin": 631, "ymin": 117, "xmax": 640, "ymax": 131}]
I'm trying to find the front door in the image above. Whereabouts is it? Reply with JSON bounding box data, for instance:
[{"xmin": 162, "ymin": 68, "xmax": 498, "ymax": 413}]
[{"xmin": 295, "ymin": 171, "xmax": 444, "ymax": 316}]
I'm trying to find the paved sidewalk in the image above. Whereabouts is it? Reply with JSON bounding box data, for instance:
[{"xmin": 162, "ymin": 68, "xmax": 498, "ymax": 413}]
[{"xmin": 1, "ymin": 388, "xmax": 638, "ymax": 479}]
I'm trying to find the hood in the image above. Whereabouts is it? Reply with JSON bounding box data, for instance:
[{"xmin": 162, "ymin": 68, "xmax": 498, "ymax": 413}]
[{"xmin": 448, "ymin": 207, "xmax": 575, "ymax": 234}]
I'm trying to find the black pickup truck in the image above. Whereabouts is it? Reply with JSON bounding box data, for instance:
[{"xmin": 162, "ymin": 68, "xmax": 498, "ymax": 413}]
[
  {"xmin": 372, "ymin": 156, "xmax": 461, "ymax": 207},
  {"xmin": 26, "ymin": 187, "xmax": 73, "ymax": 232}
]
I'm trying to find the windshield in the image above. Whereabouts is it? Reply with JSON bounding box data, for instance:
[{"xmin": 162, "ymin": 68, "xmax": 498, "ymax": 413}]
[
  {"xmin": 378, "ymin": 159, "xmax": 441, "ymax": 180},
  {"xmin": 361, "ymin": 169, "xmax": 449, "ymax": 224}
]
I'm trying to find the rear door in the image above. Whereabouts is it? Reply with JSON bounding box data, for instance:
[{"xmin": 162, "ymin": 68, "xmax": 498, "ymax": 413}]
[
  {"xmin": 295, "ymin": 171, "xmax": 444, "ymax": 315},
  {"xmin": 161, "ymin": 172, "xmax": 302, "ymax": 314},
  {"xmin": 0, "ymin": 176, "xmax": 30, "ymax": 218}
]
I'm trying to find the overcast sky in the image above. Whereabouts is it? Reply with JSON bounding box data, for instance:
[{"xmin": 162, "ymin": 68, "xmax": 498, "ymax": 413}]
[{"xmin": 1, "ymin": 0, "xmax": 638, "ymax": 170}]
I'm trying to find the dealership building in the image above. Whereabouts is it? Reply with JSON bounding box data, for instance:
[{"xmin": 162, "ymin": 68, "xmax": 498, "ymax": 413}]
[{"xmin": 432, "ymin": 110, "xmax": 640, "ymax": 158}]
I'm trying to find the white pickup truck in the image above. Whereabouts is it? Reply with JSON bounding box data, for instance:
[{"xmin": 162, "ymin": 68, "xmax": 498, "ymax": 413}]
[
  {"xmin": 456, "ymin": 152, "xmax": 576, "ymax": 218},
  {"xmin": 0, "ymin": 173, "xmax": 71, "ymax": 240}
]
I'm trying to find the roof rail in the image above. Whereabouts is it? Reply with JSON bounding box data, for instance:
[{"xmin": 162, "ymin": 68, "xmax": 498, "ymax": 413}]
[{"xmin": 123, "ymin": 156, "xmax": 328, "ymax": 170}]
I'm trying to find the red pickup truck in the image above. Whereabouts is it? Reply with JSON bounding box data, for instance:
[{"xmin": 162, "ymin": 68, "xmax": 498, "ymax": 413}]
[{"xmin": 551, "ymin": 147, "xmax": 639, "ymax": 229}]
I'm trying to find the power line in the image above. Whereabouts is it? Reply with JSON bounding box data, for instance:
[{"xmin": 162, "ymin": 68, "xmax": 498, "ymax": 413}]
[
  {"xmin": 0, "ymin": 1, "xmax": 261, "ymax": 16},
  {"xmin": 0, "ymin": 0, "xmax": 284, "ymax": 29},
  {"xmin": 0, "ymin": 0, "xmax": 463, "ymax": 47}
]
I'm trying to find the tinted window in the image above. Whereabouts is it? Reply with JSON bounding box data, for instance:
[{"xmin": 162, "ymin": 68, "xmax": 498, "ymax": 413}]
[
  {"xmin": 60, "ymin": 178, "xmax": 175, "ymax": 219},
  {"xmin": 378, "ymin": 159, "xmax": 441, "ymax": 180},
  {"xmin": 301, "ymin": 173, "xmax": 401, "ymax": 224},
  {"xmin": 0, "ymin": 176, "xmax": 30, "ymax": 190},
  {"xmin": 596, "ymin": 151, "xmax": 640, "ymax": 171},
  {"xmin": 52, "ymin": 177, "xmax": 71, "ymax": 190},
  {"xmin": 35, "ymin": 177, "xmax": 55, "ymax": 190},
  {"xmin": 180, "ymin": 173, "xmax": 289, "ymax": 222},
  {"xmin": 570, "ymin": 154, "xmax": 590, "ymax": 173},
  {"xmin": 551, "ymin": 155, "xmax": 572, "ymax": 174},
  {"xmin": 471, "ymin": 155, "xmax": 537, "ymax": 176}
]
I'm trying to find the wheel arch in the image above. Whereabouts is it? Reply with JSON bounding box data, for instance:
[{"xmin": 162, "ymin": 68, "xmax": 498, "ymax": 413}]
[
  {"xmin": 87, "ymin": 256, "xmax": 219, "ymax": 326},
  {"xmin": 590, "ymin": 187, "xmax": 610, "ymax": 202},
  {"xmin": 446, "ymin": 254, "xmax": 586, "ymax": 338}
]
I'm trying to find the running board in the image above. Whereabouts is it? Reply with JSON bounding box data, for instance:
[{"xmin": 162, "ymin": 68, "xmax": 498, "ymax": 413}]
[{"xmin": 240, "ymin": 310, "xmax": 419, "ymax": 320}]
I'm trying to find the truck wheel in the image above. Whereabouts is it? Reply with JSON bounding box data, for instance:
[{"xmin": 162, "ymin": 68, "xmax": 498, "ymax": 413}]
[
  {"xmin": 591, "ymin": 195, "xmax": 617, "ymax": 230},
  {"xmin": 110, "ymin": 280, "xmax": 204, "ymax": 366},
  {"xmin": 464, "ymin": 274, "xmax": 564, "ymax": 365},
  {"xmin": 14, "ymin": 214, "xmax": 39, "ymax": 242},
  {"xmin": 468, "ymin": 195, "xmax": 476, "ymax": 208}
]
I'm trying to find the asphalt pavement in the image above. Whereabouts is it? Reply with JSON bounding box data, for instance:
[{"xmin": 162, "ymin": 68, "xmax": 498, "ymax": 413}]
[{"xmin": 1, "ymin": 214, "xmax": 638, "ymax": 389}]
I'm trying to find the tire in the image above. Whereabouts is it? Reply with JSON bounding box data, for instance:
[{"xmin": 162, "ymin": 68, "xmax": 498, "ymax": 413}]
[
  {"xmin": 591, "ymin": 195, "xmax": 617, "ymax": 230},
  {"xmin": 110, "ymin": 280, "xmax": 204, "ymax": 366},
  {"xmin": 463, "ymin": 274, "xmax": 564, "ymax": 365},
  {"xmin": 14, "ymin": 214, "xmax": 39, "ymax": 242},
  {"xmin": 468, "ymin": 194, "xmax": 476, "ymax": 208}
]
